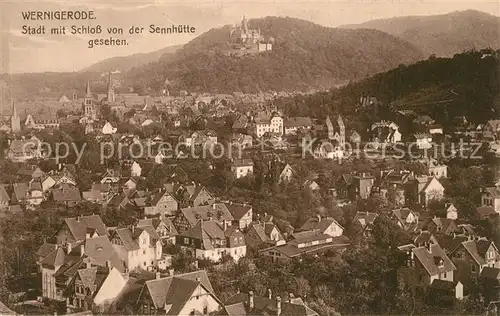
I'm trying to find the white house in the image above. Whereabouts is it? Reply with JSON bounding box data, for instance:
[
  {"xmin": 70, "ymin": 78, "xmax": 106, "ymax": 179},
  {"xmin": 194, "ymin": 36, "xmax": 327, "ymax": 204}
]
[
  {"xmin": 92, "ymin": 267, "xmax": 128, "ymax": 307},
  {"xmin": 178, "ymin": 220, "xmax": 247, "ymax": 263},
  {"xmin": 255, "ymin": 113, "xmax": 283, "ymax": 138},
  {"xmin": 414, "ymin": 133, "xmax": 433, "ymax": 150},
  {"xmin": 137, "ymin": 270, "xmax": 222, "ymax": 315},
  {"xmin": 298, "ymin": 215, "xmax": 344, "ymax": 238},
  {"xmin": 446, "ymin": 203, "xmax": 458, "ymax": 220},
  {"xmin": 481, "ymin": 186, "xmax": 500, "ymax": 213},
  {"xmin": 131, "ymin": 161, "xmax": 142, "ymax": 177},
  {"xmin": 109, "ymin": 225, "xmax": 164, "ymax": 271},
  {"xmin": 102, "ymin": 121, "xmax": 117, "ymax": 135},
  {"xmin": 231, "ymin": 159, "xmax": 254, "ymax": 179},
  {"xmin": 313, "ymin": 141, "xmax": 344, "ymax": 160}
]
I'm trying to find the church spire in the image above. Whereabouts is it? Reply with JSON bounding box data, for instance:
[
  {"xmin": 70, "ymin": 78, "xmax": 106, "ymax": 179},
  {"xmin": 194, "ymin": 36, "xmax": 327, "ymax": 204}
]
[
  {"xmin": 85, "ymin": 81, "xmax": 92, "ymax": 98},
  {"xmin": 107, "ymin": 72, "xmax": 112, "ymax": 89},
  {"xmin": 10, "ymin": 99, "xmax": 21, "ymax": 133},
  {"xmin": 12, "ymin": 100, "xmax": 17, "ymax": 118}
]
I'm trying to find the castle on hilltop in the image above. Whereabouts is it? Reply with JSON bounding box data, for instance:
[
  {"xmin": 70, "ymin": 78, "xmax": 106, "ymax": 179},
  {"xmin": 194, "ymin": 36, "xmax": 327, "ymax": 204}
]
[{"xmin": 227, "ymin": 16, "xmax": 274, "ymax": 56}]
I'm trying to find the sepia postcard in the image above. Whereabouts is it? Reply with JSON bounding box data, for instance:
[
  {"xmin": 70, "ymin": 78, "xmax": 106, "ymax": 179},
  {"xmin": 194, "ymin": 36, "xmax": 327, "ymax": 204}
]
[{"xmin": 0, "ymin": 0, "xmax": 499, "ymax": 315}]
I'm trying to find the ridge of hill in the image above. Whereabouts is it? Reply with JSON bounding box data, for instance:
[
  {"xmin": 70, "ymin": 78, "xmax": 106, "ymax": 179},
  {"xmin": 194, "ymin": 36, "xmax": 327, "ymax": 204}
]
[
  {"xmin": 125, "ymin": 16, "xmax": 426, "ymax": 93},
  {"xmin": 341, "ymin": 10, "xmax": 500, "ymax": 57}
]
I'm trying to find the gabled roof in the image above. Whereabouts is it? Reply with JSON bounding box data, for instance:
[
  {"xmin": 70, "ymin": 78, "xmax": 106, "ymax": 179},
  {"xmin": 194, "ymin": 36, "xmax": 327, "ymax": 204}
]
[
  {"xmin": 0, "ymin": 185, "xmax": 10, "ymax": 202},
  {"xmin": 420, "ymin": 177, "xmax": 444, "ymax": 193},
  {"xmin": 299, "ymin": 216, "xmax": 344, "ymax": 233},
  {"xmin": 144, "ymin": 270, "xmax": 217, "ymax": 313},
  {"xmin": 224, "ymin": 202, "xmax": 252, "ymax": 220},
  {"xmin": 484, "ymin": 187, "xmax": 500, "ymax": 198},
  {"xmin": 179, "ymin": 203, "xmax": 234, "ymax": 227},
  {"xmin": 181, "ymin": 220, "xmax": 226, "ymax": 249},
  {"xmin": 352, "ymin": 212, "xmax": 378, "ymax": 228},
  {"xmin": 248, "ymin": 223, "xmax": 274, "ymax": 243},
  {"xmin": 36, "ymin": 242, "xmax": 57, "ymax": 259},
  {"xmin": 224, "ymin": 292, "xmax": 319, "ymax": 316},
  {"xmin": 149, "ymin": 190, "xmax": 178, "ymax": 206},
  {"xmin": 77, "ymin": 267, "xmax": 99, "ymax": 288},
  {"xmin": 481, "ymin": 267, "xmax": 500, "ymax": 280},
  {"xmin": 411, "ymin": 244, "xmax": 456, "ymax": 276},
  {"xmin": 83, "ymin": 236, "xmax": 125, "ymax": 273},
  {"xmin": 461, "ymin": 239, "xmax": 499, "ymax": 266},
  {"xmin": 434, "ymin": 234, "xmax": 468, "ymax": 254},
  {"xmin": 52, "ymin": 185, "xmax": 81, "ymax": 202},
  {"xmin": 12, "ymin": 182, "xmax": 29, "ymax": 202},
  {"xmin": 137, "ymin": 216, "xmax": 178, "ymax": 236},
  {"xmin": 64, "ymin": 215, "xmax": 107, "ymax": 242},
  {"xmin": 0, "ymin": 300, "xmax": 15, "ymax": 315},
  {"xmin": 476, "ymin": 206, "xmax": 496, "ymax": 219},
  {"xmin": 41, "ymin": 246, "xmax": 66, "ymax": 269}
]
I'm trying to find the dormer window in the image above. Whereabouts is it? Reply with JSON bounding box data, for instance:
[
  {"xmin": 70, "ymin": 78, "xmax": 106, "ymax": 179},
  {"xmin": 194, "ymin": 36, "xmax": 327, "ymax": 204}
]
[{"xmin": 438, "ymin": 259, "xmax": 444, "ymax": 268}]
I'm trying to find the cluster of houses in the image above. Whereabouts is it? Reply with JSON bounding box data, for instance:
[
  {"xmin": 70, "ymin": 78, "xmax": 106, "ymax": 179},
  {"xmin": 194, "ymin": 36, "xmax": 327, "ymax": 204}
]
[
  {"xmin": 34, "ymin": 178, "xmax": 350, "ymax": 314},
  {"xmin": 35, "ymin": 210, "xmax": 322, "ymax": 315},
  {"xmin": 0, "ymin": 164, "xmax": 82, "ymax": 210}
]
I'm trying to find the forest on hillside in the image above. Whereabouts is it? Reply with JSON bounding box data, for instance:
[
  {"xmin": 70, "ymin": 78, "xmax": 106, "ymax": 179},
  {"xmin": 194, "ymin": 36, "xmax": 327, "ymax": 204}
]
[
  {"xmin": 275, "ymin": 49, "xmax": 500, "ymax": 133},
  {"xmin": 125, "ymin": 16, "xmax": 424, "ymax": 93}
]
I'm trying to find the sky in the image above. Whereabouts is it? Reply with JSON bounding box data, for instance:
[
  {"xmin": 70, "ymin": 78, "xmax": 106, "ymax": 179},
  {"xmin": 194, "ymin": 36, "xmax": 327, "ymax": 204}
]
[{"xmin": 0, "ymin": 0, "xmax": 498, "ymax": 74}]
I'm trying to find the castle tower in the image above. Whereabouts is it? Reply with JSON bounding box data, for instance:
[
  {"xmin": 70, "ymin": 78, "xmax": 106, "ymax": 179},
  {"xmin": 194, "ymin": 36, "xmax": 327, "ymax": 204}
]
[
  {"xmin": 11, "ymin": 100, "xmax": 21, "ymax": 132},
  {"xmin": 107, "ymin": 72, "xmax": 115, "ymax": 103},
  {"xmin": 83, "ymin": 81, "xmax": 96, "ymax": 120},
  {"xmin": 337, "ymin": 115, "xmax": 345, "ymax": 149}
]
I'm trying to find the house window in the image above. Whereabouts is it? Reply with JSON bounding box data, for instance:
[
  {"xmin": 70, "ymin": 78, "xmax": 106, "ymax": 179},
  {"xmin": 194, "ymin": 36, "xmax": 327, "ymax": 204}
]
[
  {"xmin": 184, "ymin": 237, "xmax": 189, "ymax": 245},
  {"xmin": 471, "ymin": 264, "xmax": 477, "ymax": 273},
  {"xmin": 190, "ymin": 310, "xmax": 195, "ymax": 316},
  {"xmin": 203, "ymin": 306, "xmax": 208, "ymax": 315}
]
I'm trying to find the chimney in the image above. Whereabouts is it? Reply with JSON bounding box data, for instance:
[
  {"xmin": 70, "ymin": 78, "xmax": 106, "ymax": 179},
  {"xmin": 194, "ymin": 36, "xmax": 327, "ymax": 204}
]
[
  {"xmin": 156, "ymin": 272, "xmax": 161, "ymax": 280},
  {"xmin": 276, "ymin": 296, "xmax": 281, "ymax": 316},
  {"xmin": 223, "ymin": 220, "xmax": 228, "ymax": 231},
  {"xmin": 288, "ymin": 293, "xmax": 294, "ymax": 302},
  {"xmin": 80, "ymin": 244, "xmax": 85, "ymax": 257},
  {"xmin": 426, "ymin": 242, "xmax": 432, "ymax": 253},
  {"xmin": 212, "ymin": 203, "xmax": 216, "ymax": 209},
  {"xmin": 106, "ymin": 260, "xmax": 111, "ymax": 270},
  {"xmin": 317, "ymin": 214, "xmax": 321, "ymax": 222},
  {"xmin": 248, "ymin": 291, "xmax": 254, "ymax": 309},
  {"xmin": 67, "ymin": 242, "xmax": 72, "ymax": 254},
  {"xmin": 268, "ymin": 288, "xmax": 272, "ymax": 299},
  {"xmin": 168, "ymin": 268, "xmax": 174, "ymax": 276},
  {"xmin": 76, "ymin": 216, "xmax": 80, "ymax": 222}
]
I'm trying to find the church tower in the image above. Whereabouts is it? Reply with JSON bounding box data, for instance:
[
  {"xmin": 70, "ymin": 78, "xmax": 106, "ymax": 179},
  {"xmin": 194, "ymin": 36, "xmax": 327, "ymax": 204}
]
[
  {"xmin": 83, "ymin": 81, "xmax": 96, "ymax": 120},
  {"xmin": 242, "ymin": 16, "xmax": 249, "ymax": 33},
  {"xmin": 107, "ymin": 72, "xmax": 115, "ymax": 103},
  {"xmin": 337, "ymin": 115, "xmax": 345, "ymax": 149},
  {"xmin": 10, "ymin": 100, "xmax": 20, "ymax": 132}
]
